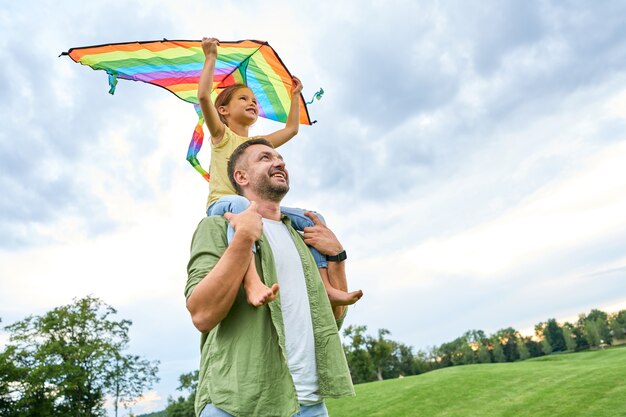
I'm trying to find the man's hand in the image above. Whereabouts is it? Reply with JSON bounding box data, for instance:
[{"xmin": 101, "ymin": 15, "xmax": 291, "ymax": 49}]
[
  {"xmin": 303, "ymin": 212, "xmax": 343, "ymax": 256},
  {"xmin": 201, "ymin": 37, "xmax": 219, "ymax": 59},
  {"xmin": 224, "ymin": 201, "xmax": 263, "ymax": 243}
]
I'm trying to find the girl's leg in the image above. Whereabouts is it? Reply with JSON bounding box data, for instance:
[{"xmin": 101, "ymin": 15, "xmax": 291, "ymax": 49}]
[
  {"xmin": 280, "ymin": 207, "xmax": 361, "ymax": 307},
  {"xmin": 207, "ymin": 195, "xmax": 251, "ymax": 245},
  {"xmin": 208, "ymin": 196, "xmax": 278, "ymax": 307}
]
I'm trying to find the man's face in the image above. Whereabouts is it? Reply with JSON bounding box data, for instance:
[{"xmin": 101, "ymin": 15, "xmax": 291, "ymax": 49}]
[{"xmin": 242, "ymin": 144, "xmax": 289, "ymax": 202}]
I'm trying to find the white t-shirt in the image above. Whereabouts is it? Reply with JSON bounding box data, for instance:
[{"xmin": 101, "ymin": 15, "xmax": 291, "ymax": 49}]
[{"xmin": 262, "ymin": 218, "xmax": 321, "ymax": 404}]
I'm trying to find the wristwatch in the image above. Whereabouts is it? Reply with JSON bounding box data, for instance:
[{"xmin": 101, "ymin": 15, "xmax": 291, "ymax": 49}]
[{"xmin": 327, "ymin": 250, "xmax": 347, "ymax": 262}]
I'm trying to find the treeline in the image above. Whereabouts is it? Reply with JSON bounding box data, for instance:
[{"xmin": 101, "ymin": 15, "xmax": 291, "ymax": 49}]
[{"xmin": 342, "ymin": 308, "xmax": 626, "ymax": 384}]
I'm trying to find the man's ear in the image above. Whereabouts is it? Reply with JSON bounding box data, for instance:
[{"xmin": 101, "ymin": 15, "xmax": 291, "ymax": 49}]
[{"xmin": 233, "ymin": 169, "xmax": 248, "ymax": 188}]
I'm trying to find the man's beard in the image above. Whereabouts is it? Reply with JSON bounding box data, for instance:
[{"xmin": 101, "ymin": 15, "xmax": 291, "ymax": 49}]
[{"xmin": 254, "ymin": 174, "xmax": 289, "ymax": 202}]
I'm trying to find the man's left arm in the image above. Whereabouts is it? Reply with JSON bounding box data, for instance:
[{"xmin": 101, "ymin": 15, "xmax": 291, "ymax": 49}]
[{"xmin": 302, "ymin": 212, "xmax": 359, "ymax": 321}]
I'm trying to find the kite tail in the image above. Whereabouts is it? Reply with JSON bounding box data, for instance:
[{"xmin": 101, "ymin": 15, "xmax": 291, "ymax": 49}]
[
  {"xmin": 306, "ymin": 87, "xmax": 324, "ymax": 105},
  {"xmin": 186, "ymin": 104, "xmax": 210, "ymax": 182},
  {"xmin": 107, "ymin": 71, "xmax": 118, "ymax": 95}
]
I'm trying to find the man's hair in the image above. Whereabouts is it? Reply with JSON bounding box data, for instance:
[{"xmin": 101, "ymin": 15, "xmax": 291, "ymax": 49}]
[
  {"xmin": 215, "ymin": 84, "xmax": 248, "ymax": 125},
  {"xmin": 227, "ymin": 138, "xmax": 274, "ymax": 195}
]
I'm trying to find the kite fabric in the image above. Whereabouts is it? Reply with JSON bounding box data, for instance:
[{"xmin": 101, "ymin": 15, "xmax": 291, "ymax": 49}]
[{"xmin": 62, "ymin": 39, "xmax": 314, "ymax": 182}]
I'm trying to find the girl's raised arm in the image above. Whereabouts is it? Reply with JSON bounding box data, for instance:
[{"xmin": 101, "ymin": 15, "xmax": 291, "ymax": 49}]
[
  {"xmin": 265, "ymin": 76, "xmax": 303, "ymax": 148},
  {"xmin": 198, "ymin": 37, "xmax": 226, "ymax": 144}
]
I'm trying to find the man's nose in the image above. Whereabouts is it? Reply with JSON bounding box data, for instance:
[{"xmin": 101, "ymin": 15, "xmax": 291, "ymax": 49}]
[{"xmin": 273, "ymin": 158, "xmax": 286, "ymax": 169}]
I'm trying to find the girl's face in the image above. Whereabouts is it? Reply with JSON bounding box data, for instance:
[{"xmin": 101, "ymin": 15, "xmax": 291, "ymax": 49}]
[{"xmin": 221, "ymin": 87, "xmax": 258, "ymax": 124}]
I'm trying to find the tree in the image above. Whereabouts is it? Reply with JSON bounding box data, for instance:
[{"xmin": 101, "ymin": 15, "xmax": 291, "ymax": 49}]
[
  {"xmin": 546, "ymin": 319, "xmax": 565, "ymax": 352},
  {"xmin": 111, "ymin": 353, "xmax": 160, "ymax": 417},
  {"xmin": 584, "ymin": 319, "xmax": 602, "ymax": 347},
  {"xmin": 579, "ymin": 310, "xmax": 612, "ymax": 345},
  {"xmin": 562, "ymin": 323, "xmax": 577, "ymax": 351},
  {"xmin": 414, "ymin": 348, "xmax": 440, "ymax": 374},
  {"xmin": 615, "ymin": 310, "xmax": 626, "ymax": 327},
  {"xmin": 455, "ymin": 343, "xmax": 473, "ymax": 365},
  {"xmin": 394, "ymin": 343, "xmax": 419, "ymax": 377},
  {"xmin": 367, "ymin": 329, "xmax": 396, "ymax": 381},
  {"xmin": 462, "ymin": 330, "xmax": 488, "ymax": 364},
  {"xmin": 463, "ymin": 329, "xmax": 488, "ymax": 346},
  {"xmin": 526, "ymin": 338, "xmax": 544, "ymax": 358},
  {"xmin": 343, "ymin": 326, "xmax": 427, "ymax": 382},
  {"xmin": 610, "ymin": 314, "xmax": 625, "ymax": 341},
  {"xmin": 342, "ymin": 325, "xmax": 374, "ymax": 383},
  {"xmin": 166, "ymin": 396, "xmax": 195, "ymax": 417},
  {"xmin": 437, "ymin": 337, "xmax": 466, "ymax": 367},
  {"xmin": 477, "ymin": 344, "xmax": 491, "ymax": 363},
  {"xmin": 1, "ymin": 319, "xmax": 31, "ymax": 416},
  {"xmin": 536, "ymin": 319, "xmax": 568, "ymax": 353},
  {"xmin": 165, "ymin": 371, "xmax": 198, "ymax": 417},
  {"xmin": 586, "ymin": 309, "xmax": 608, "ymax": 323},
  {"xmin": 0, "ymin": 296, "xmax": 159, "ymax": 417},
  {"xmin": 516, "ymin": 338, "xmax": 530, "ymax": 360},
  {"xmin": 493, "ymin": 328, "xmax": 520, "ymax": 361},
  {"xmin": 491, "ymin": 340, "xmax": 506, "ymax": 363},
  {"xmin": 572, "ymin": 318, "xmax": 590, "ymax": 350}
]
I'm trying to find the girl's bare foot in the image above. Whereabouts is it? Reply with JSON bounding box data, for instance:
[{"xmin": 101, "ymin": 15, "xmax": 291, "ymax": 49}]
[
  {"xmin": 319, "ymin": 267, "xmax": 363, "ymax": 307},
  {"xmin": 243, "ymin": 257, "xmax": 279, "ymax": 307},
  {"xmin": 327, "ymin": 286, "xmax": 363, "ymax": 307},
  {"xmin": 245, "ymin": 280, "xmax": 279, "ymax": 307}
]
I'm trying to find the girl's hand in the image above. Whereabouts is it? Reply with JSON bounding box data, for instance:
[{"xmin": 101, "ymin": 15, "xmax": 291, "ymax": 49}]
[
  {"xmin": 201, "ymin": 37, "xmax": 219, "ymax": 59},
  {"xmin": 291, "ymin": 76, "xmax": 303, "ymax": 97}
]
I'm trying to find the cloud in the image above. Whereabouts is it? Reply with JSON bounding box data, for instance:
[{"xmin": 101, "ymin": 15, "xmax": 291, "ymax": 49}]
[
  {"xmin": 339, "ymin": 138, "xmax": 626, "ymax": 348},
  {"xmin": 277, "ymin": 0, "xmax": 626, "ymax": 206},
  {"xmin": 405, "ymin": 140, "xmax": 626, "ymax": 278},
  {"xmin": 0, "ymin": 2, "xmax": 189, "ymax": 249}
]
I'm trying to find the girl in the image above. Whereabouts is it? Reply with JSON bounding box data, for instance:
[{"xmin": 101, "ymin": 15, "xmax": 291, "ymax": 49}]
[{"xmin": 199, "ymin": 37, "xmax": 362, "ymax": 308}]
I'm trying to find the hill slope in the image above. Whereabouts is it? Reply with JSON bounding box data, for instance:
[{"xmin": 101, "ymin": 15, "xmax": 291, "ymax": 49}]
[{"xmin": 326, "ymin": 347, "xmax": 626, "ymax": 417}]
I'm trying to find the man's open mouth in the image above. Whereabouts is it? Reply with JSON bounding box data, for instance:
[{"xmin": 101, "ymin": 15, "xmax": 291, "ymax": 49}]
[{"xmin": 270, "ymin": 171, "xmax": 286, "ymax": 181}]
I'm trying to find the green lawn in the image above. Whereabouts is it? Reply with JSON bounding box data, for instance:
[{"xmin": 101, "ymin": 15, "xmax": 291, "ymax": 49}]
[{"xmin": 326, "ymin": 347, "xmax": 626, "ymax": 417}]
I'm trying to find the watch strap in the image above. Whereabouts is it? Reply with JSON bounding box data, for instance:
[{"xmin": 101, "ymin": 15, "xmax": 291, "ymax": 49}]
[{"xmin": 327, "ymin": 250, "xmax": 347, "ymax": 262}]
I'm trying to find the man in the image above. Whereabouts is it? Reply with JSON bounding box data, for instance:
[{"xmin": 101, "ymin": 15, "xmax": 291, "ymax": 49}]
[{"xmin": 185, "ymin": 138, "xmax": 357, "ymax": 417}]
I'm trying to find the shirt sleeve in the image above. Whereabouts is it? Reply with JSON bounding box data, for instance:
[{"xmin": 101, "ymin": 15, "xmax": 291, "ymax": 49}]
[
  {"xmin": 211, "ymin": 125, "xmax": 232, "ymax": 150},
  {"xmin": 185, "ymin": 217, "xmax": 229, "ymax": 299}
]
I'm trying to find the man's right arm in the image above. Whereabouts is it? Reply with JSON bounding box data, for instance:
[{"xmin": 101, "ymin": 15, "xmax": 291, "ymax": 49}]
[{"xmin": 186, "ymin": 203, "xmax": 262, "ymax": 333}]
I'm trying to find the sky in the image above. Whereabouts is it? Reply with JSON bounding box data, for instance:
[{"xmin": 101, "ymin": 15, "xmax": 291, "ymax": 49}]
[{"xmin": 2, "ymin": 0, "xmax": 626, "ymax": 414}]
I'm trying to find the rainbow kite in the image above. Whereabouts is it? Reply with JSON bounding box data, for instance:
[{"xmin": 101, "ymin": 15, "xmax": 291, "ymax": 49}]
[{"xmin": 62, "ymin": 39, "xmax": 315, "ymax": 182}]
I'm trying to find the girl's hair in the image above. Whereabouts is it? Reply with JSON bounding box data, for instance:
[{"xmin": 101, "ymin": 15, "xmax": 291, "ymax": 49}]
[{"xmin": 215, "ymin": 84, "xmax": 248, "ymax": 125}]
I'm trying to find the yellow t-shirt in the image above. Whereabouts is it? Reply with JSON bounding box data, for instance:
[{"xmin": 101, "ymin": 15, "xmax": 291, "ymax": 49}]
[{"xmin": 206, "ymin": 126, "xmax": 257, "ymax": 207}]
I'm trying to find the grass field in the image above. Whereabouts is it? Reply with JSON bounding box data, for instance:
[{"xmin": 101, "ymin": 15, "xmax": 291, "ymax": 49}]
[{"xmin": 326, "ymin": 346, "xmax": 626, "ymax": 417}]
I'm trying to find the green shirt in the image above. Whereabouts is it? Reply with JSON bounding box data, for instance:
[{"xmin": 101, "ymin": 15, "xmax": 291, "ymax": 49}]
[{"xmin": 186, "ymin": 216, "xmax": 355, "ymax": 417}]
